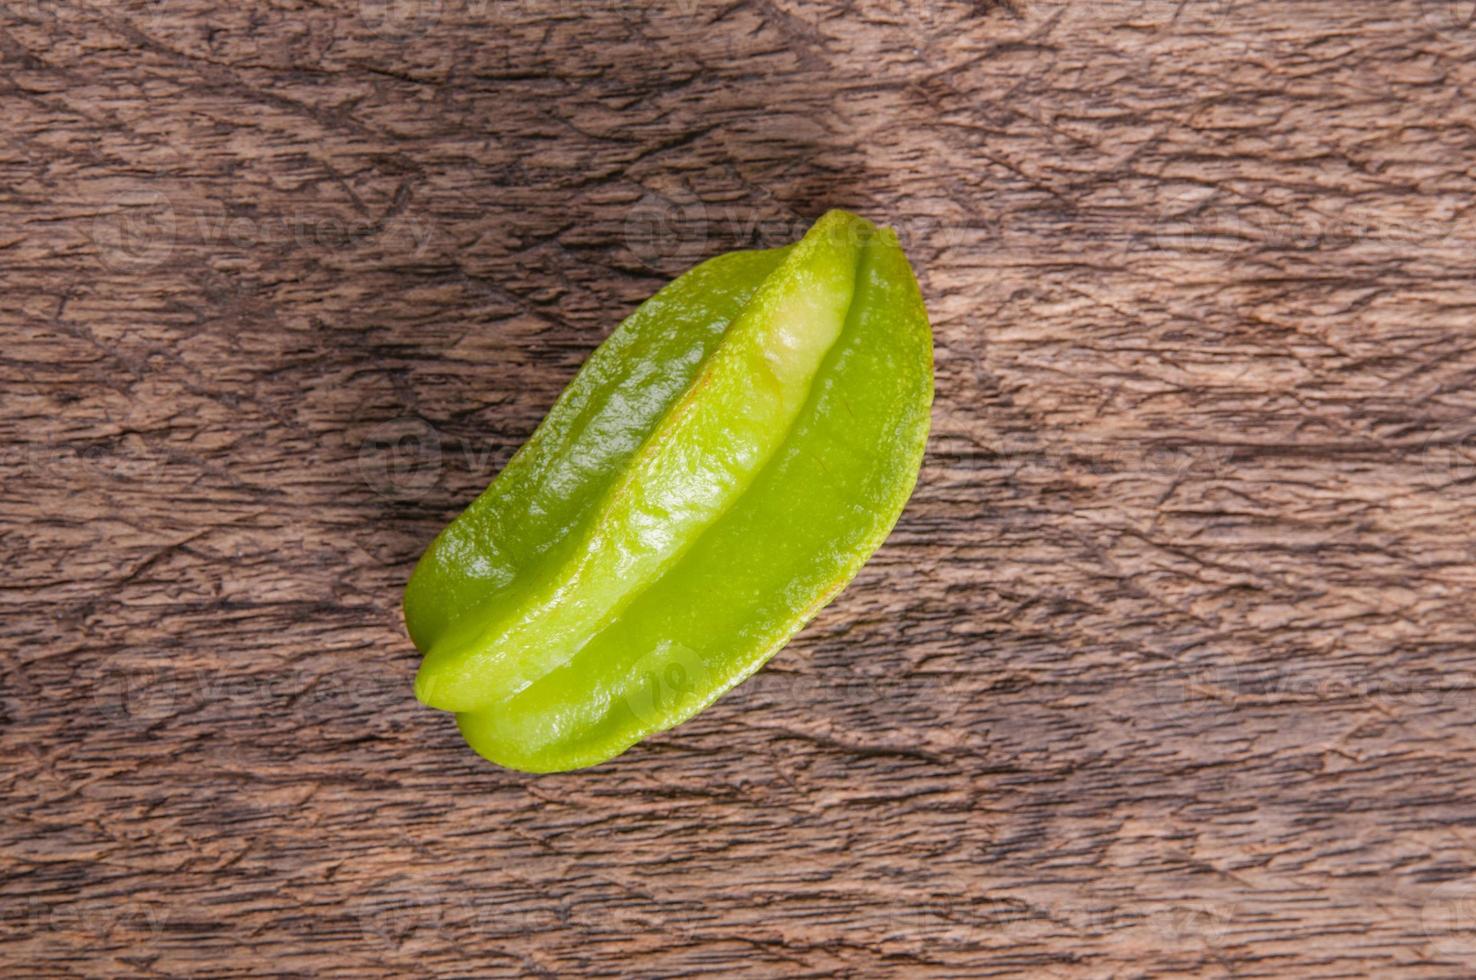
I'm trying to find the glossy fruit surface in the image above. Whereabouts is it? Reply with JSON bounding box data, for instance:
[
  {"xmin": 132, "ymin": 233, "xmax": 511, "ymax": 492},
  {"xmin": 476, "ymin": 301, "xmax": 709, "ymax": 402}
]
[{"xmin": 406, "ymin": 210, "xmax": 932, "ymax": 772}]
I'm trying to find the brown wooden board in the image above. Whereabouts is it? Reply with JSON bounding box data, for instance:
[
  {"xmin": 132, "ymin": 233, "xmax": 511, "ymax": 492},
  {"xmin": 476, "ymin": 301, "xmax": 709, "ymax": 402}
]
[{"xmin": 4, "ymin": 0, "xmax": 1476, "ymax": 975}]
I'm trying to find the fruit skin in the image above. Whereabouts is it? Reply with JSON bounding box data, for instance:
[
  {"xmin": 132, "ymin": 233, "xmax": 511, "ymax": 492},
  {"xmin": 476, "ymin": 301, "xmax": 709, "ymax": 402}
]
[{"xmin": 405, "ymin": 210, "xmax": 933, "ymax": 772}]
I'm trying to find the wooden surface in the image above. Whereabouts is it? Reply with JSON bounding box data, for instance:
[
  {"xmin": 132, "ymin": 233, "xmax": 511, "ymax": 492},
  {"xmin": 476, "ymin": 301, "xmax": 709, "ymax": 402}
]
[{"xmin": 4, "ymin": 0, "xmax": 1476, "ymax": 975}]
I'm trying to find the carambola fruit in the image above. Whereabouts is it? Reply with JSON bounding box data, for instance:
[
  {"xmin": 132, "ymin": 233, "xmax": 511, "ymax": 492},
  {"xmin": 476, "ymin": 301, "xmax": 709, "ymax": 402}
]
[{"xmin": 404, "ymin": 209, "xmax": 933, "ymax": 772}]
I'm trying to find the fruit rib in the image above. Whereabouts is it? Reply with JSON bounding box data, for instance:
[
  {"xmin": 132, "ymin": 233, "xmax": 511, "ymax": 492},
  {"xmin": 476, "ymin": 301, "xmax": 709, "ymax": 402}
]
[
  {"xmin": 414, "ymin": 211, "xmax": 872, "ymax": 713},
  {"xmin": 458, "ymin": 224, "xmax": 933, "ymax": 771}
]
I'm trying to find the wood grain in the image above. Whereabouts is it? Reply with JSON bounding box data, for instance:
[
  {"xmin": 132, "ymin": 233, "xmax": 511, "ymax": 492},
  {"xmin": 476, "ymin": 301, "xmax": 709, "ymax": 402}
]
[{"xmin": 4, "ymin": 0, "xmax": 1476, "ymax": 975}]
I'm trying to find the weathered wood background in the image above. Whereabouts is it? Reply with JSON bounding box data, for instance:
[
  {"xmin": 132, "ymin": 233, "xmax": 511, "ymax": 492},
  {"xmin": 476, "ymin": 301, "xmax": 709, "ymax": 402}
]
[{"xmin": 4, "ymin": 0, "xmax": 1476, "ymax": 975}]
